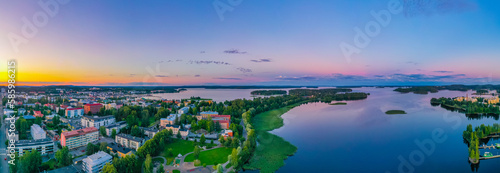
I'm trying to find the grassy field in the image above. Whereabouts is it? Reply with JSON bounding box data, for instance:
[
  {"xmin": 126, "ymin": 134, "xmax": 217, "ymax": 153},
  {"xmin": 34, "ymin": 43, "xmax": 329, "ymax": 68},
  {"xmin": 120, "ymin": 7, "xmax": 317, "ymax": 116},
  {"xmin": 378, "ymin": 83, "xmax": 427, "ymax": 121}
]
[
  {"xmin": 162, "ymin": 139, "xmax": 195, "ymax": 164},
  {"xmin": 245, "ymin": 104, "xmax": 300, "ymax": 173},
  {"xmin": 184, "ymin": 147, "xmax": 233, "ymax": 166},
  {"xmin": 152, "ymin": 158, "xmax": 164, "ymax": 164},
  {"xmin": 385, "ymin": 110, "xmax": 407, "ymax": 114},
  {"xmin": 173, "ymin": 170, "xmax": 180, "ymax": 173},
  {"xmin": 252, "ymin": 102, "xmax": 303, "ymax": 131}
]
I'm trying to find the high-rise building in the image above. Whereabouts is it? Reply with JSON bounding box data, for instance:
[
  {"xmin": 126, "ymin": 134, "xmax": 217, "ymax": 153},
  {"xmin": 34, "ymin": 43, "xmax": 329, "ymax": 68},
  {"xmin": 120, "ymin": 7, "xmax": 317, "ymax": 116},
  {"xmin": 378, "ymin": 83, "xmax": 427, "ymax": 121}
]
[{"xmin": 81, "ymin": 115, "xmax": 116, "ymax": 128}]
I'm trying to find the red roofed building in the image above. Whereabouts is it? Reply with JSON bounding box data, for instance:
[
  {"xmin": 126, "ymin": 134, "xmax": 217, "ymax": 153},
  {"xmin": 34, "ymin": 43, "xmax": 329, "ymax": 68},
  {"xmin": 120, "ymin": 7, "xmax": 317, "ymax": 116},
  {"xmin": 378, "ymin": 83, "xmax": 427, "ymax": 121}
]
[
  {"xmin": 84, "ymin": 103, "xmax": 103, "ymax": 114},
  {"xmin": 61, "ymin": 127, "xmax": 99, "ymax": 149},
  {"xmin": 34, "ymin": 111, "xmax": 44, "ymax": 118},
  {"xmin": 211, "ymin": 115, "xmax": 231, "ymax": 129},
  {"xmin": 60, "ymin": 105, "xmax": 70, "ymax": 109}
]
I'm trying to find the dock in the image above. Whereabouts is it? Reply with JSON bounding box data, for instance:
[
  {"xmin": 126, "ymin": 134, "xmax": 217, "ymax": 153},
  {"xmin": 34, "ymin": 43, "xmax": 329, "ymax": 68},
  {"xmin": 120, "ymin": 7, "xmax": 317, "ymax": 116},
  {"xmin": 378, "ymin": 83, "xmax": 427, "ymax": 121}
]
[{"xmin": 479, "ymin": 144, "xmax": 497, "ymax": 149}]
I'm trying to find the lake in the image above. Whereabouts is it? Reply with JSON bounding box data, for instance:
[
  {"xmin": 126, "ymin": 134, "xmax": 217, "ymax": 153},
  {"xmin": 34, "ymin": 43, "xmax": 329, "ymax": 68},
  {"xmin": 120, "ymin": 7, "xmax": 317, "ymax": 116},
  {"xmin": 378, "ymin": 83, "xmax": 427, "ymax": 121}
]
[
  {"xmin": 152, "ymin": 87, "xmax": 500, "ymax": 172},
  {"xmin": 272, "ymin": 87, "xmax": 500, "ymax": 173}
]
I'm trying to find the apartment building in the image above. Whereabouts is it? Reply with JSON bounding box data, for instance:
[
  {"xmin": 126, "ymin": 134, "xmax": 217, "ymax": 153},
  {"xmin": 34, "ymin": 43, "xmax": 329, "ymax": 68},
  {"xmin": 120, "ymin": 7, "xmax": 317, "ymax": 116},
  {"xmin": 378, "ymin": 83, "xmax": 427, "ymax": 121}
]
[
  {"xmin": 14, "ymin": 138, "xmax": 54, "ymax": 156},
  {"xmin": 115, "ymin": 133, "xmax": 144, "ymax": 151},
  {"xmin": 65, "ymin": 107, "xmax": 84, "ymax": 118},
  {"xmin": 197, "ymin": 111, "xmax": 219, "ymax": 120},
  {"xmin": 81, "ymin": 115, "xmax": 116, "ymax": 128},
  {"xmin": 105, "ymin": 121, "xmax": 127, "ymax": 136},
  {"xmin": 82, "ymin": 151, "xmax": 112, "ymax": 173},
  {"xmin": 61, "ymin": 127, "xmax": 99, "ymax": 149},
  {"xmin": 84, "ymin": 103, "xmax": 103, "ymax": 114},
  {"xmin": 30, "ymin": 124, "xmax": 46, "ymax": 140}
]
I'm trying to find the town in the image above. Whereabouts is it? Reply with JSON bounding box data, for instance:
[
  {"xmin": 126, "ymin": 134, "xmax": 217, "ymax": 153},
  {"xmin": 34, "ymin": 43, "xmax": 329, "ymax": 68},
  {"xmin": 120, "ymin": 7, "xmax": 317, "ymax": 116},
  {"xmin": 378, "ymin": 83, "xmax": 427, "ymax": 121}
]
[{"xmin": 0, "ymin": 87, "xmax": 243, "ymax": 173}]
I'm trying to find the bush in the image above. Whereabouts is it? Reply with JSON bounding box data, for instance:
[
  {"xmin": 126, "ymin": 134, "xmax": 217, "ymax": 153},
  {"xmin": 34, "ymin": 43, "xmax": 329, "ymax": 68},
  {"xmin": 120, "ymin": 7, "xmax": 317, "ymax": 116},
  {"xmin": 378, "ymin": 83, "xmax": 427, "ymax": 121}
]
[
  {"xmin": 194, "ymin": 160, "xmax": 201, "ymax": 167},
  {"xmin": 203, "ymin": 163, "xmax": 206, "ymax": 167}
]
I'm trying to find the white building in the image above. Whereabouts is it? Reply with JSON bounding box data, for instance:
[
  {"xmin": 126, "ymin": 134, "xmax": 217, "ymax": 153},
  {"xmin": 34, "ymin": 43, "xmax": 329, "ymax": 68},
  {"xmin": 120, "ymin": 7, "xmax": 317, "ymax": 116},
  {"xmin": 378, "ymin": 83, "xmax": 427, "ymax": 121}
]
[
  {"xmin": 30, "ymin": 124, "xmax": 46, "ymax": 140},
  {"xmin": 105, "ymin": 121, "xmax": 127, "ymax": 136},
  {"xmin": 81, "ymin": 115, "xmax": 116, "ymax": 128},
  {"xmin": 178, "ymin": 107, "xmax": 189, "ymax": 114},
  {"xmin": 14, "ymin": 138, "xmax": 54, "ymax": 156},
  {"xmin": 82, "ymin": 151, "xmax": 112, "ymax": 173},
  {"xmin": 66, "ymin": 108, "xmax": 84, "ymax": 118}
]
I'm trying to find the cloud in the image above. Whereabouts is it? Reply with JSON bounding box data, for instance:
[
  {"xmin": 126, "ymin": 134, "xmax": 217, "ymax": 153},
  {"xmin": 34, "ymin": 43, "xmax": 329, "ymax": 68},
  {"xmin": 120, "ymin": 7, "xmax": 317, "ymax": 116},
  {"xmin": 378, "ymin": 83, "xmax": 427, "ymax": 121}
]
[
  {"xmin": 194, "ymin": 75, "xmax": 201, "ymax": 77},
  {"xmin": 389, "ymin": 73, "xmax": 466, "ymax": 81},
  {"xmin": 433, "ymin": 70, "xmax": 453, "ymax": 73},
  {"xmin": 406, "ymin": 61, "xmax": 418, "ymax": 65},
  {"xmin": 250, "ymin": 58, "xmax": 272, "ymax": 63},
  {"xmin": 276, "ymin": 76, "xmax": 317, "ymax": 81},
  {"xmin": 403, "ymin": 0, "xmax": 477, "ymax": 17},
  {"xmin": 188, "ymin": 60, "xmax": 231, "ymax": 65},
  {"xmin": 224, "ymin": 49, "xmax": 247, "ymax": 54},
  {"xmin": 200, "ymin": 51, "xmax": 206, "ymax": 54},
  {"xmin": 154, "ymin": 75, "xmax": 168, "ymax": 77},
  {"xmin": 213, "ymin": 77, "xmax": 242, "ymax": 80},
  {"xmin": 236, "ymin": 67, "xmax": 252, "ymax": 73}
]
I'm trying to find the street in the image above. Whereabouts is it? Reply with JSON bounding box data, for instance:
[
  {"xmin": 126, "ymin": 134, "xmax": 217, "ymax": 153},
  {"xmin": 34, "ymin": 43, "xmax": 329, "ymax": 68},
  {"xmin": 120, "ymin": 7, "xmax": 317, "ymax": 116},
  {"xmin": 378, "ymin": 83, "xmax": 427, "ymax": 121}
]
[{"xmin": 0, "ymin": 120, "xmax": 10, "ymax": 173}]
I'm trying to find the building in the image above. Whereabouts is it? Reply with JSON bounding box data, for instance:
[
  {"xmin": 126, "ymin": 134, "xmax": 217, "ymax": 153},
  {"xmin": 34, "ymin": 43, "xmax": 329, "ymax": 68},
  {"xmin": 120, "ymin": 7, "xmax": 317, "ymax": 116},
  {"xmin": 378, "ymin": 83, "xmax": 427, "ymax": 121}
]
[
  {"xmin": 61, "ymin": 127, "xmax": 99, "ymax": 149},
  {"xmin": 115, "ymin": 134, "xmax": 144, "ymax": 151},
  {"xmin": 211, "ymin": 115, "xmax": 231, "ymax": 129},
  {"xmin": 84, "ymin": 103, "xmax": 103, "ymax": 114},
  {"xmin": 82, "ymin": 151, "xmax": 112, "ymax": 173},
  {"xmin": 31, "ymin": 124, "xmax": 46, "ymax": 140},
  {"xmin": 81, "ymin": 115, "xmax": 116, "ymax": 128},
  {"xmin": 486, "ymin": 97, "xmax": 500, "ymax": 104},
  {"xmin": 66, "ymin": 108, "xmax": 84, "ymax": 118},
  {"xmin": 178, "ymin": 107, "xmax": 189, "ymax": 114},
  {"xmin": 160, "ymin": 114, "xmax": 181, "ymax": 127},
  {"xmin": 221, "ymin": 129, "xmax": 233, "ymax": 139},
  {"xmin": 107, "ymin": 143, "xmax": 134, "ymax": 158},
  {"xmin": 34, "ymin": 111, "xmax": 44, "ymax": 118},
  {"xmin": 165, "ymin": 124, "xmax": 181, "ymax": 135},
  {"xmin": 18, "ymin": 108, "xmax": 26, "ymax": 115},
  {"xmin": 14, "ymin": 138, "xmax": 55, "ymax": 156},
  {"xmin": 23, "ymin": 115, "xmax": 36, "ymax": 120},
  {"xmin": 197, "ymin": 111, "xmax": 218, "ymax": 120},
  {"xmin": 105, "ymin": 121, "xmax": 127, "ymax": 136},
  {"xmin": 179, "ymin": 129, "xmax": 189, "ymax": 138},
  {"xmin": 140, "ymin": 127, "xmax": 159, "ymax": 138}
]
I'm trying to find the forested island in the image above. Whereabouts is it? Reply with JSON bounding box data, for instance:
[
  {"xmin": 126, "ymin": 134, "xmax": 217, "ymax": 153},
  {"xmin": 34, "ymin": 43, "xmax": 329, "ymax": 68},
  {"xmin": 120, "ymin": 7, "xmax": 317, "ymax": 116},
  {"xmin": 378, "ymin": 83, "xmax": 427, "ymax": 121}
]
[
  {"xmin": 394, "ymin": 85, "xmax": 500, "ymax": 94},
  {"xmin": 288, "ymin": 88, "xmax": 368, "ymax": 103},
  {"xmin": 462, "ymin": 124, "xmax": 500, "ymax": 164},
  {"xmin": 250, "ymin": 90, "xmax": 287, "ymax": 95},
  {"xmin": 385, "ymin": 110, "xmax": 407, "ymax": 114}
]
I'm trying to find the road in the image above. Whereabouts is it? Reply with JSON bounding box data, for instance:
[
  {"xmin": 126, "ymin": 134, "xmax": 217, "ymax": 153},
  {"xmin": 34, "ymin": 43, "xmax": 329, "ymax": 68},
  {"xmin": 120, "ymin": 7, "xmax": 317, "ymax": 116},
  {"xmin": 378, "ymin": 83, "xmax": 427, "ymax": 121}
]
[{"xmin": 0, "ymin": 119, "xmax": 10, "ymax": 173}]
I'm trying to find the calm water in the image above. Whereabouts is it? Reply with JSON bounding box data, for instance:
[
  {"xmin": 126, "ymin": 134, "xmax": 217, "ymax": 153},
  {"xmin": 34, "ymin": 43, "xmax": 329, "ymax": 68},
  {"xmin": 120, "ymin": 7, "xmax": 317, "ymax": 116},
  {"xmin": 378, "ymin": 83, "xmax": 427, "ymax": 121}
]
[
  {"xmin": 272, "ymin": 87, "xmax": 500, "ymax": 173},
  {"xmin": 152, "ymin": 87, "xmax": 500, "ymax": 172},
  {"xmin": 150, "ymin": 88, "xmax": 296, "ymax": 102}
]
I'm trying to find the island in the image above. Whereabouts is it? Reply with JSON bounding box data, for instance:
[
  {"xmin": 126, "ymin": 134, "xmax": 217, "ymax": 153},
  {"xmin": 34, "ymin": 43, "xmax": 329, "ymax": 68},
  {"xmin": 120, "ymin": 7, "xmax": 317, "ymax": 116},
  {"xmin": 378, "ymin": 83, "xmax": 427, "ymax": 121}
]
[
  {"xmin": 430, "ymin": 97, "xmax": 500, "ymax": 115},
  {"xmin": 385, "ymin": 110, "xmax": 407, "ymax": 114},
  {"xmin": 250, "ymin": 90, "xmax": 287, "ymax": 95},
  {"xmin": 329, "ymin": 102, "xmax": 347, "ymax": 105}
]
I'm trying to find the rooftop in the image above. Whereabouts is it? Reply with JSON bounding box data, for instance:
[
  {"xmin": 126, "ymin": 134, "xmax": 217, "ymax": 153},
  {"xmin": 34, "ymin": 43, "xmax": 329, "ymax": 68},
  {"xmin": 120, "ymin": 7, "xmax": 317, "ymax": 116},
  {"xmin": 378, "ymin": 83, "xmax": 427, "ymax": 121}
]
[
  {"xmin": 15, "ymin": 138, "xmax": 53, "ymax": 146},
  {"xmin": 82, "ymin": 115, "xmax": 115, "ymax": 121},
  {"xmin": 116, "ymin": 133, "xmax": 144, "ymax": 142},
  {"xmin": 200, "ymin": 111, "xmax": 218, "ymax": 115},
  {"xmin": 61, "ymin": 127, "xmax": 98, "ymax": 138},
  {"xmin": 84, "ymin": 103, "xmax": 103, "ymax": 107},
  {"xmin": 107, "ymin": 143, "xmax": 134, "ymax": 154},
  {"xmin": 82, "ymin": 151, "xmax": 112, "ymax": 166}
]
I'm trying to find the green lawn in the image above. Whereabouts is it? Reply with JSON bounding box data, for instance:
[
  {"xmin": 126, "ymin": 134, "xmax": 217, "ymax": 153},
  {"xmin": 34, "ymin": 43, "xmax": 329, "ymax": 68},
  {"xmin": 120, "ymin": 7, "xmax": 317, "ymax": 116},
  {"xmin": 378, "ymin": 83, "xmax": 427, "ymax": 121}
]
[
  {"xmin": 252, "ymin": 102, "xmax": 303, "ymax": 131},
  {"xmin": 172, "ymin": 170, "xmax": 180, "ymax": 173},
  {"xmin": 184, "ymin": 147, "xmax": 233, "ymax": 166},
  {"xmin": 162, "ymin": 139, "xmax": 195, "ymax": 164},
  {"xmin": 245, "ymin": 104, "xmax": 300, "ymax": 173}
]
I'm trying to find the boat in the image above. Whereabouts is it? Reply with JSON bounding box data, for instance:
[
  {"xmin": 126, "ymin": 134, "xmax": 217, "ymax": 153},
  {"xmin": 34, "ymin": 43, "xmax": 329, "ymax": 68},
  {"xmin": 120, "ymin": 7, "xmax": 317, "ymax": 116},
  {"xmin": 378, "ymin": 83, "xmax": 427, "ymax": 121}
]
[{"xmin": 496, "ymin": 143, "xmax": 500, "ymax": 149}]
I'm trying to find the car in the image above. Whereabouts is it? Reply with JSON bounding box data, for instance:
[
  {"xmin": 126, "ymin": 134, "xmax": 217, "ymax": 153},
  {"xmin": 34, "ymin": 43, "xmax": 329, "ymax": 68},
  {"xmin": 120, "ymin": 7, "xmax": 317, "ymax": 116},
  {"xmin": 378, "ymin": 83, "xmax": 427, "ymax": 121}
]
[{"xmin": 4, "ymin": 158, "xmax": 7, "ymax": 160}]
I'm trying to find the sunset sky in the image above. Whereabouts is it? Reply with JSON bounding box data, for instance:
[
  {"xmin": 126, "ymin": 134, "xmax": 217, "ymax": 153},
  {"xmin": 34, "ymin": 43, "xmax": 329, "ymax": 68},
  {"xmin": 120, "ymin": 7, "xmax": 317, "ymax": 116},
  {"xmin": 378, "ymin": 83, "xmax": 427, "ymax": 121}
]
[{"xmin": 1, "ymin": 0, "xmax": 500, "ymax": 86}]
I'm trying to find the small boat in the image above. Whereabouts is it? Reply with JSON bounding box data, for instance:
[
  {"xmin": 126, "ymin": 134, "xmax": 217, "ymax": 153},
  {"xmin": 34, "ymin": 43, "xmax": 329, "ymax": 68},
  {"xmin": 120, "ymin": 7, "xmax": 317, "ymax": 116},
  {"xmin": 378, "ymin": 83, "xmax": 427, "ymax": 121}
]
[{"xmin": 495, "ymin": 143, "xmax": 500, "ymax": 148}]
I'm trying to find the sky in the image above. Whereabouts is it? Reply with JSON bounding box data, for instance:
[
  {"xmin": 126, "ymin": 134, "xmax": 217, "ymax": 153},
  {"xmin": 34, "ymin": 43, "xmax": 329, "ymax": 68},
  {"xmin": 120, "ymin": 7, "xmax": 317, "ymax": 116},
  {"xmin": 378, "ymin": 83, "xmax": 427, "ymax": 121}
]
[{"xmin": 1, "ymin": 0, "xmax": 500, "ymax": 86}]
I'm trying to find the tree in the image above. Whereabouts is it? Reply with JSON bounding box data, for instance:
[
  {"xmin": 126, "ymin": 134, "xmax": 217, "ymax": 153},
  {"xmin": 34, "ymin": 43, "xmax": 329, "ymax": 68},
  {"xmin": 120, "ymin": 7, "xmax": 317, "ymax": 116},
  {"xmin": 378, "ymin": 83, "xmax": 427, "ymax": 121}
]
[
  {"xmin": 167, "ymin": 148, "xmax": 174, "ymax": 157},
  {"xmin": 157, "ymin": 164, "xmax": 165, "ymax": 173},
  {"xmin": 131, "ymin": 125, "xmax": 142, "ymax": 137},
  {"xmin": 86, "ymin": 143, "xmax": 99, "ymax": 155},
  {"xmin": 193, "ymin": 146, "xmax": 201, "ymax": 159},
  {"xmin": 111, "ymin": 129, "xmax": 117, "ymax": 139},
  {"xmin": 219, "ymin": 136, "xmax": 225, "ymax": 145},
  {"xmin": 230, "ymin": 148, "xmax": 238, "ymax": 169},
  {"xmin": 217, "ymin": 164, "xmax": 223, "ymax": 173},
  {"xmin": 100, "ymin": 126, "xmax": 107, "ymax": 137},
  {"xmin": 144, "ymin": 154, "xmax": 153, "ymax": 173},
  {"xmin": 176, "ymin": 131, "xmax": 182, "ymax": 139},
  {"xmin": 53, "ymin": 115, "xmax": 61, "ymax": 125},
  {"xmin": 200, "ymin": 134, "xmax": 206, "ymax": 145},
  {"xmin": 19, "ymin": 149, "xmax": 42, "ymax": 173},
  {"xmin": 102, "ymin": 162, "xmax": 118, "ymax": 173},
  {"xmin": 100, "ymin": 142, "xmax": 108, "ymax": 152},
  {"xmin": 55, "ymin": 146, "xmax": 73, "ymax": 167}
]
